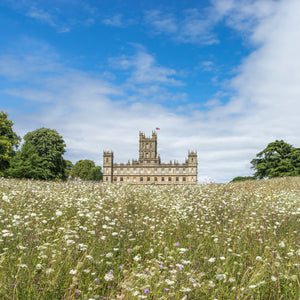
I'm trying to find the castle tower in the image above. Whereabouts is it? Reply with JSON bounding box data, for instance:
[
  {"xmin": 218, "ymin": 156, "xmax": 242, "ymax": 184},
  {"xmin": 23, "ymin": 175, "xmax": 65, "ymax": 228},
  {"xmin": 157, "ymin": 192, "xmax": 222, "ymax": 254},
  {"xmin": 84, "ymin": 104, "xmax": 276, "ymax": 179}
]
[
  {"xmin": 188, "ymin": 151, "xmax": 198, "ymax": 183},
  {"xmin": 139, "ymin": 131, "xmax": 159, "ymax": 164},
  {"xmin": 103, "ymin": 151, "xmax": 113, "ymax": 183}
]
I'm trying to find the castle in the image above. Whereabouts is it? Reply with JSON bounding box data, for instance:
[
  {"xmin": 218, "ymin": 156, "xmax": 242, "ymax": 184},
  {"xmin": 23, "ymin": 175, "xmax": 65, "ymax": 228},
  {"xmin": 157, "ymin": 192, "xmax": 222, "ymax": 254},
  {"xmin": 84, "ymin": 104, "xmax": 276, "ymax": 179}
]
[{"xmin": 103, "ymin": 131, "xmax": 197, "ymax": 184}]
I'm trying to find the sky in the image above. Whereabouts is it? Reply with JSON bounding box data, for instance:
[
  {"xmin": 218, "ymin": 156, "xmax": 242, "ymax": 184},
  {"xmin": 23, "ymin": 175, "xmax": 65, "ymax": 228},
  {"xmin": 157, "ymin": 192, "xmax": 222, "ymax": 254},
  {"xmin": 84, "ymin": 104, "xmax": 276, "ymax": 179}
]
[{"xmin": 1, "ymin": 0, "xmax": 300, "ymax": 183}]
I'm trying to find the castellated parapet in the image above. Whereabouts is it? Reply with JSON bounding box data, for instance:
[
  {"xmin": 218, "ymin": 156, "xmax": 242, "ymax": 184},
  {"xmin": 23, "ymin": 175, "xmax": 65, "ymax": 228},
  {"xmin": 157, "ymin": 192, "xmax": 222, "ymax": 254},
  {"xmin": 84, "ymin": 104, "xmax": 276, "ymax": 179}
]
[{"xmin": 103, "ymin": 131, "xmax": 197, "ymax": 184}]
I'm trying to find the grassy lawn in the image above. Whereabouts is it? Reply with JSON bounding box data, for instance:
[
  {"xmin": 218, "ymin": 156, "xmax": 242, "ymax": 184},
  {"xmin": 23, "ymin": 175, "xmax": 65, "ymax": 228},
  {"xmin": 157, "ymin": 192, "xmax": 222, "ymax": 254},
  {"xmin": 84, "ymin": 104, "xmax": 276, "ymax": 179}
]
[{"xmin": 0, "ymin": 177, "xmax": 299, "ymax": 299}]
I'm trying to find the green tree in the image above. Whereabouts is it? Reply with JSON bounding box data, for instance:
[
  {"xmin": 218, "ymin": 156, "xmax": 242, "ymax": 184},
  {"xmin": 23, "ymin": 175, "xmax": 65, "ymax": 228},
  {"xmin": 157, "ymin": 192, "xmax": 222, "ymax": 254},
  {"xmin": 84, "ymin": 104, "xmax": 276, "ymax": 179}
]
[
  {"xmin": 70, "ymin": 160, "xmax": 102, "ymax": 181},
  {"xmin": 7, "ymin": 128, "xmax": 67, "ymax": 180},
  {"xmin": 90, "ymin": 166, "xmax": 103, "ymax": 181},
  {"xmin": 65, "ymin": 160, "xmax": 73, "ymax": 178},
  {"xmin": 230, "ymin": 176, "xmax": 255, "ymax": 183},
  {"xmin": 251, "ymin": 140, "xmax": 300, "ymax": 179},
  {"xmin": 0, "ymin": 112, "xmax": 21, "ymax": 176}
]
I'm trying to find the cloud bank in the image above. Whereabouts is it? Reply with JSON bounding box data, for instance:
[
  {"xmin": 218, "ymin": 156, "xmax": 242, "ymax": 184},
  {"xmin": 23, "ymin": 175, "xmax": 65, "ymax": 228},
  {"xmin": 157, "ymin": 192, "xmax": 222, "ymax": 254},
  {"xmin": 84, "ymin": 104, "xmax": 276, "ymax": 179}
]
[{"xmin": 1, "ymin": 0, "xmax": 300, "ymax": 182}]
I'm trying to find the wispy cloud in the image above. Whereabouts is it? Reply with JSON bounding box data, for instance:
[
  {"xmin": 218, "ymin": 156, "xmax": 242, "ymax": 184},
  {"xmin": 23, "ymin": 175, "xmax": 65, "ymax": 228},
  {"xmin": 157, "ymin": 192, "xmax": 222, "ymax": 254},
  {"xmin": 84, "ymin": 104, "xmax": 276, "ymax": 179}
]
[
  {"xmin": 144, "ymin": 7, "xmax": 219, "ymax": 44},
  {"xmin": 102, "ymin": 14, "xmax": 124, "ymax": 27},
  {"xmin": 144, "ymin": 0, "xmax": 279, "ymax": 45},
  {"xmin": 110, "ymin": 47, "xmax": 183, "ymax": 87},
  {"xmin": 3, "ymin": 0, "xmax": 96, "ymax": 32}
]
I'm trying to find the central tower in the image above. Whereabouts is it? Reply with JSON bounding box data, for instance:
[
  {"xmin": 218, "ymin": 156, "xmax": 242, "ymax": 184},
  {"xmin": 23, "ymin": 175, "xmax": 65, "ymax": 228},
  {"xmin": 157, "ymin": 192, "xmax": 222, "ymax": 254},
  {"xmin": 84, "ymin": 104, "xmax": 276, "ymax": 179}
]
[{"xmin": 139, "ymin": 131, "xmax": 160, "ymax": 164}]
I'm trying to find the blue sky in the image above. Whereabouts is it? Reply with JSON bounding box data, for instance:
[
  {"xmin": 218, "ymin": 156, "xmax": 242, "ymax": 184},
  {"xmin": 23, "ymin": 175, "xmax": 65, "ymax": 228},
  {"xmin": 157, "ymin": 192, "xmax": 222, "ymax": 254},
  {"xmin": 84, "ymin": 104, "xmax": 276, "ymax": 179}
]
[{"xmin": 1, "ymin": 0, "xmax": 300, "ymax": 182}]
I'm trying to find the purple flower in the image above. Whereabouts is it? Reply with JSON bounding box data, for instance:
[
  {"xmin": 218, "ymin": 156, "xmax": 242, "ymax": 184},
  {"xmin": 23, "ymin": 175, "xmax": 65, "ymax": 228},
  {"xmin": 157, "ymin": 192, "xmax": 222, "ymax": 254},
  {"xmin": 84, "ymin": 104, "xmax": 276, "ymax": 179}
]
[
  {"xmin": 175, "ymin": 242, "xmax": 179, "ymax": 247},
  {"xmin": 144, "ymin": 288, "xmax": 150, "ymax": 294},
  {"xmin": 164, "ymin": 287, "xmax": 169, "ymax": 292}
]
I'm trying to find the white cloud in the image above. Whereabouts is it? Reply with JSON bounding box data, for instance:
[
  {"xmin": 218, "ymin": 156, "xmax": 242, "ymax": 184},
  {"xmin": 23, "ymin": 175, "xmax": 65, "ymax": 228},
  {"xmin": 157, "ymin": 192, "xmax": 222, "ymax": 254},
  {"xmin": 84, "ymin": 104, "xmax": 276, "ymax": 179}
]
[
  {"xmin": 4, "ymin": 0, "xmax": 96, "ymax": 32},
  {"xmin": 102, "ymin": 14, "xmax": 124, "ymax": 27},
  {"xmin": 110, "ymin": 48, "xmax": 183, "ymax": 86},
  {"xmin": 144, "ymin": 10, "xmax": 178, "ymax": 34}
]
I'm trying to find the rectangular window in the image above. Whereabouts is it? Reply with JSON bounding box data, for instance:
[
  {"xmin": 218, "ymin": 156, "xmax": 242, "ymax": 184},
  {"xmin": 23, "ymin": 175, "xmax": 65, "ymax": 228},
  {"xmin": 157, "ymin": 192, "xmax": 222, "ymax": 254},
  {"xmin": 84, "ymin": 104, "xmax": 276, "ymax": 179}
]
[
  {"xmin": 147, "ymin": 177, "xmax": 150, "ymax": 182},
  {"xmin": 162, "ymin": 177, "xmax": 165, "ymax": 182},
  {"xmin": 114, "ymin": 177, "xmax": 117, "ymax": 182},
  {"xmin": 140, "ymin": 177, "xmax": 143, "ymax": 182},
  {"xmin": 183, "ymin": 177, "xmax": 186, "ymax": 181},
  {"xmin": 106, "ymin": 158, "xmax": 108, "ymax": 163},
  {"xmin": 168, "ymin": 177, "xmax": 172, "ymax": 181},
  {"xmin": 176, "ymin": 177, "xmax": 179, "ymax": 182},
  {"xmin": 106, "ymin": 177, "xmax": 108, "ymax": 181},
  {"xmin": 120, "ymin": 177, "xmax": 123, "ymax": 182},
  {"xmin": 154, "ymin": 177, "xmax": 157, "ymax": 181}
]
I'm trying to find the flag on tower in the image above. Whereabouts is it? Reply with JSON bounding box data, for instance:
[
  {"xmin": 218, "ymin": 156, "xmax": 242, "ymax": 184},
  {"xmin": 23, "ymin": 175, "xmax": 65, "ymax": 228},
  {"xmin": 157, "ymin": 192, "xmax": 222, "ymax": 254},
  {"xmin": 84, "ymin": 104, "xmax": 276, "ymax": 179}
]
[{"xmin": 156, "ymin": 128, "xmax": 160, "ymax": 130}]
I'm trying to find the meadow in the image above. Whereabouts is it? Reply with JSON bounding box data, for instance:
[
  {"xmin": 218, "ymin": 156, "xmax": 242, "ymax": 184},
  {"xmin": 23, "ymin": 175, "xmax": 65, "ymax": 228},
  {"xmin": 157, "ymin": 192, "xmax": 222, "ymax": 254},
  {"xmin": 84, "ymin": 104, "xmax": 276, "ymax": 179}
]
[{"xmin": 0, "ymin": 177, "xmax": 299, "ymax": 300}]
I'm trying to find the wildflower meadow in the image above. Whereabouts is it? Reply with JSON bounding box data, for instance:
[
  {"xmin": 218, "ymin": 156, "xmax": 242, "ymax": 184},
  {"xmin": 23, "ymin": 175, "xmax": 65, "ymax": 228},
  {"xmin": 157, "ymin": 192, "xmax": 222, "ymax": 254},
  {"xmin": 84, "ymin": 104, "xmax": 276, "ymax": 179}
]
[{"xmin": 0, "ymin": 177, "xmax": 299, "ymax": 299}]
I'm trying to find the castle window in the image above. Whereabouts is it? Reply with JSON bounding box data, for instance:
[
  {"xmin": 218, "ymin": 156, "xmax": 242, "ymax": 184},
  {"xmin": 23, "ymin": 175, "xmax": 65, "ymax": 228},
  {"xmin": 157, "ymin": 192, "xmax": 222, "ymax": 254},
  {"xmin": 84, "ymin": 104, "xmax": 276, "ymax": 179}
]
[
  {"xmin": 192, "ymin": 158, "xmax": 194, "ymax": 162},
  {"xmin": 154, "ymin": 168, "xmax": 157, "ymax": 173},
  {"xmin": 162, "ymin": 168, "xmax": 165, "ymax": 173},
  {"xmin": 140, "ymin": 168, "xmax": 143, "ymax": 173},
  {"xmin": 133, "ymin": 177, "xmax": 136, "ymax": 182},
  {"xmin": 168, "ymin": 177, "xmax": 171, "ymax": 182},
  {"xmin": 120, "ymin": 177, "xmax": 123, "ymax": 182},
  {"xmin": 147, "ymin": 160, "xmax": 150, "ymax": 164},
  {"xmin": 162, "ymin": 177, "xmax": 165, "ymax": 182},
  {"xmin": 114, "ymin": 177, "xmax": 117, "ymax": 182},
  {"xmin": 106, "ymin": 177, "xmax": 108, "ymax": 181},
  {"xmin": 154, "ymin": 177, "xmax": 157, "ymax": 181},
  {"xmin": 183, "ymin": 168, "xmax": 186, "ymax": 172},
  {"xmin": 106, "ymin": 158, "xmax": 109, "ymax": 163},
  {"xmin": 147, "ymin": 177, "xmax": 150, "ymax": 182},
  {"xmin": 176, "ymin": 168, "xmax": 179, "ymax": 173},
  {"xmin": 183, "ymin": 177, "xmax": 186, "ymax": 181},
  {"xmin": 140, "ymin": 177, "xmax": 143, "ymax": 182},
  {"xmin": 176, "ymin": 177, "xmax": 179, "ymax": 182},
  {"xmin": 169, "ymin": 168, "xmax": 172, "ymax": 173}
]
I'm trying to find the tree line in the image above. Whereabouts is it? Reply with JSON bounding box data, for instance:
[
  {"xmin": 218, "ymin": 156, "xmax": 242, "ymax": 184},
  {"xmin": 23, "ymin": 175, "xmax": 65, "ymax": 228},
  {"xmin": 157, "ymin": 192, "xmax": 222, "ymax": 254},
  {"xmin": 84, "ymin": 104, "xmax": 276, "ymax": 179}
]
[
  {"xmin": 0, "ymin": 112, "xmax": 102, "ymax": 181},
  {"xmin": 1, "ymin": 111, "xmax": 300, "ymax": 182}
]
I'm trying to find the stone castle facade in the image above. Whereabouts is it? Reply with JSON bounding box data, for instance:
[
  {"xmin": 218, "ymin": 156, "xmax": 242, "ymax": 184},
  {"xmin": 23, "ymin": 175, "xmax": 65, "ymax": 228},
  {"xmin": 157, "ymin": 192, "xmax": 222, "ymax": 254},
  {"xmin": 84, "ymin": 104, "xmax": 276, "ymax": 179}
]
[{"xmin": 103, "ymin": 132, "xmax": 197, "ymax": 184}]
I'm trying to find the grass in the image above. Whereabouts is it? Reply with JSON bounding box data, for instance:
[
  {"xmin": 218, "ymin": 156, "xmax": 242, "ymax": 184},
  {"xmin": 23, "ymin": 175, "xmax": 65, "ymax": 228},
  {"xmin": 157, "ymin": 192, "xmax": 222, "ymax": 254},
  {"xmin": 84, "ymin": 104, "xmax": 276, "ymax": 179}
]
[{"xmin": 0, "ymin": 177, "xmax": 299, "ymax": 299}]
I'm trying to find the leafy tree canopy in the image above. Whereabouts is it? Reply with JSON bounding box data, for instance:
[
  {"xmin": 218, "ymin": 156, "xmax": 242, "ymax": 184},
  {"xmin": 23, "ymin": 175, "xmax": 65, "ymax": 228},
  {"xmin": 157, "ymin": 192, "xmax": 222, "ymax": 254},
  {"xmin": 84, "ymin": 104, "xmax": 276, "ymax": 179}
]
[
  {"xmin": 251, "ymin": 140, "xmax": 300, "ymax": 179},
  {"xmin": 7, "ymin": 128, "xmax": 67, "ymax": 180},
  {"xmin": 70, "ymin": 159, "xmax": 102, "ymax": 181},
  {"xmin": 0, "ymin": 112, "xmax": 21, "ymax": 176}
]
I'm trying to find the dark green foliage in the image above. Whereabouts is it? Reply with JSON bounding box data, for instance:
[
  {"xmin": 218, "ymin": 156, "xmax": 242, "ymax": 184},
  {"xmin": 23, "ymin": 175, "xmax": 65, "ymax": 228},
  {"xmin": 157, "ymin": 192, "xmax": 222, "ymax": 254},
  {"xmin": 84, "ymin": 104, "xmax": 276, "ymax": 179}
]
[
  {"xmin": 7, "ymin": 128, "xmax": 67, "ymax": 180},
  {"xmin": 231, "ymin": 176, "xmax": 255, "ymax": 183},
  {"xmin": 251, "ymin": 140, "xmax": 300, "ymax": 179},
  {"xmin": 70, "ymin": 160, "xmax": 102, "ymax": 181},
  {"xmin": 65, "ymin": 160, "xmax": 73, "ymax": 177},
  {"xmin": 0, "ymin": 112, "xmax": 21, "ymax": 176}
]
